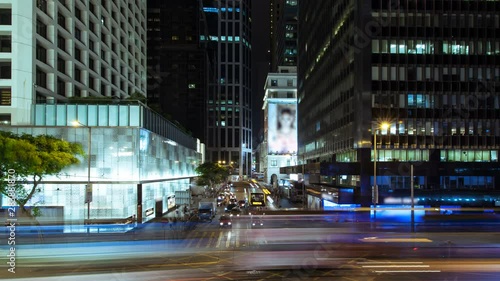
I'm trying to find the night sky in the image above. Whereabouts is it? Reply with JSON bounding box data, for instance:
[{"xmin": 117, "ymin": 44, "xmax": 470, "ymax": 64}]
[{"xmin": 251, "ymin": 0, "xmax": 271, "ymax": 145}]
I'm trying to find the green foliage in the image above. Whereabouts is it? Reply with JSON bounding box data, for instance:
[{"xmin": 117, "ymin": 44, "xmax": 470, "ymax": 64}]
[
  {"xmin": 126, "ymin": 92, "xmax": 147, "ymax": 103},
  {"xmin": 67, "ymin": 96, "xmax": 115, "ymax": 104},
  {"xmin": 195, "ymin": 162, "xmax": 230, "ymax": 189},
  {"xmin": 0, "ymin": 131, "xmax": 84, "ymax": 221}
]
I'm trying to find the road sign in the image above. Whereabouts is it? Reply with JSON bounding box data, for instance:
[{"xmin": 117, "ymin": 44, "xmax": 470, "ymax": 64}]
[{"xmin": 85, "ymin": 184, "xmax": 93, "ymax": 203}]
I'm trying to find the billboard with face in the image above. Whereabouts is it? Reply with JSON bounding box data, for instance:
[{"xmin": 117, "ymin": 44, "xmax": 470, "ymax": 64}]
[{"xmin": 268, "ymin": 103, "xmax": 298, "ymax": 154}]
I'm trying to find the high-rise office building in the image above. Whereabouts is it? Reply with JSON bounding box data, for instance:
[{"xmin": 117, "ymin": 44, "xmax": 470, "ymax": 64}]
[
  {"xmin": 0, "ymin": 0, "xmax": 147, "ymax": 125},
  {"xmin": 147, "ymin": 0, "xmax": 213, "ymax": 142},
  {"xmin": 0, "ymin": 0, "xmax": 204, "ymax": 226},
  {"xmin": 202, "ymin": 0, "xmax": 253, "ymax": 177},
  {"xmin": 297, "ymin": 1, "xmax": 500, "ymax": 206},
  {"xmin": 270, "ymin": 0, "xmax": 298, "ymax": 72}
]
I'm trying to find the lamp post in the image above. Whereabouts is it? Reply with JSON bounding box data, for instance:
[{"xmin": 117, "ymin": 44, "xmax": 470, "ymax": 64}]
[
  {"xmin": 410, "ymin": 163, "xmax": 415, "ymax": 232},
  {"xmin": 373, "ymin": 122, "xmax": 390, "ymax": 218},
  {"xmin": 73, "ymin": 121, "xmax": 92, "ymax": 228}
]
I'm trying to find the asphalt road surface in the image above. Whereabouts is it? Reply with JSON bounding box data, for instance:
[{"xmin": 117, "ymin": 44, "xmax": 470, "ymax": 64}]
[{"xmin": 3, "ymin": 211, "xmax": 500, "ymax": 281}]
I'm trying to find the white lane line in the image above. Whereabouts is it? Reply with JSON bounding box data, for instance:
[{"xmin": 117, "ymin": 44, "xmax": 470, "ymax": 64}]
[
  {"xmin": 374, "ymin": 270, "xmax": 441, "ymax": 273},
  {"xmin": 357, "ymin": 261, "xmax": 424, "ymax": 264},
  {"xmin": 362, "ymin": 265, "xmax": 430, "ymax": 268}
]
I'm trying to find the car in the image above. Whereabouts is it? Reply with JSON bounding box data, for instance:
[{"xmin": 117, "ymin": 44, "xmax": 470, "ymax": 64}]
[
  {"xmin": 217, "ymin": 195, "xmax": 226, "ymax": 206},
  {"xmin": 219, "ymin": 215, "xmax": 232, "ymax": 228},
  {"xmin": 229, "ymin": 198, "xmax": 238, "ymax": 204},
  {"xmin": 225, "ymin": 203, "xmax": 238, "ymax": 212},
  {"xmin": 238, "ymin": 200, "xmax": 247, "ymax": 208},
  {"xmin": 229, "ymin": 208, "xmax": 241, "ymax": 217},
  {"xmin": 251, "ymin": 218, "xmax": 264, "ymax": 227}
]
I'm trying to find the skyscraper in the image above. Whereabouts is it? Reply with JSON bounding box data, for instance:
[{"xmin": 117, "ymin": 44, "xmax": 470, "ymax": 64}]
[
  {"xmin": 298, "ymin": 1, "xmax": 500, "ymax": 206},
  {"xmin": 147, "ymin": 0, "xmax": 213, "ymax": 142},
  {"xmin": 270, "ymin": 0, "xmax": 298, "ymax": 72},
  {"xmin": 202, "ymin": 0, "xmax": 253, "ymax": 177},
  {"xmin": 0, "ymin": 0, "xmax": 147, "ymax": 125}
]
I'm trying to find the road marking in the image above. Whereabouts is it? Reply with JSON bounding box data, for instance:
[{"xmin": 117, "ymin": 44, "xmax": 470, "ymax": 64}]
[
  {"xmin": 360, "ymin": 237, "xmax": 432, "ymax": 243},
  {"xmin": 374, "ymin": 270, "xmax": 441, "ymax": 273},
  {"xmin": 357, "ymin": 260, "xmax": 440, "ymax": 273},
  {"xmin": 225, "ymin": 232, "xmax": 231, "ymax": 248},
  {"xmin": 362, "ymin": 265, "xmax": 430, "ymax": 268},
  {"xmin": 235, "ymin": 232, "xmax": 239, "ymax": 247},
  {"xmin": 317, "ymin": 258, "xmax": 359, "ymax": 261},
  {"xmin": 195, "ymin": 231, "xmax": 207, "ymax": 248},
  {"xmin": 206, "ymin": 231, "xmax": 216, "ymax": 248},
  {"xmin": 357, "ymin": 261, "xmax": 424, "ymax": 264},
  {"xmin": 215, "ymin": 232, "xmax": 223, "ymax": 248}
]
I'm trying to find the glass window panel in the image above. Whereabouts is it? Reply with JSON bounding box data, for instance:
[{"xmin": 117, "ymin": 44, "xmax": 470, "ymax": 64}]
[
  {"xmin": 372, "ymin": 40, "xmax": 379, "ymax": 53},
  {"xmin": 35, "ymin": 105, "xmax": 46, "ymax": 125},
  {"xmin": 381, "ymin": 67, "xmax": 388, "ymax": 80},
  {"xmin": 130, "ymin": 105, "xmax": 140, "ymax": 126},
  {"xmin": 108, "ymin": 105, "xmax": 118, "ymax": 126},
  {"xmin": 399, "ymin": 67, "xmax": 406, "ymax": 80},
  {"xmin": 98, "ymin": 105, "xmax": 109, "ymax": 126},
  {"xmin": 491, "ymin": 151, "xmax": 498, "ymax": 161},
  {"xmin": 390, "ymin": 40, "xmax": 397, "ymax": 53},
  {"xmin": 56, "ymin": 105, "xmax": 66, "ymax": 125},
  {"xmin": 372, "ymin": 66, "xmax": 379, "ymax": 80},
  {"xmin": 408, "ymin": 150, "xmax": 415, "ymax": 161},
  {"xmin": 66, "ymin": 105, "xmax": 76, "ymax": 124},
  {"xmin": 380, "ymin": 40, "xmax": 388, "ymax": 53},
  {"xmin": 88, "ymin": 105, "xmax": 98, "ymax": 126},
  {"xmin": 77, "ymin": 104, "xmax": 88, "ymax": 124},
  {"xmin": 119, "ymin": 105, "xmax": 129, "ymax": 126}
]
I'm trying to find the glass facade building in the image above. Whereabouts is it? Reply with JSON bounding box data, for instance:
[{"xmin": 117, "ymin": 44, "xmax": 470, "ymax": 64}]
[
  {"xmin": 0, "ymin": 104, "xmax": 202, "ymax": 231},
  {"xmin": 270, "ymin": 0, "xmax": 298, "ymax": 72},
  {"xmin": 147, "ymin": 0, "xmax": 212, "ymax": 143},
  {"xmin": 202, "ymin": 0, "xmax": 253, "ymax": 177},
  {"xmin": 296, "ymin": 1, "xmax": 500, "ymax": 207}
]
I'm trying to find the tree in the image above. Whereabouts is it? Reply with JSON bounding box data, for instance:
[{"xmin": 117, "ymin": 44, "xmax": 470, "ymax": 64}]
[
  {"xmin": 0, "ymin": 131, "xmax": 84, "ymax": 224},
  {"xmin": 195, "ymin": 162, "xmax": 230, "ymax": 193},
  {"xmin": 126, "ymin": 91, "xmax": 147, "ymax": 103}
]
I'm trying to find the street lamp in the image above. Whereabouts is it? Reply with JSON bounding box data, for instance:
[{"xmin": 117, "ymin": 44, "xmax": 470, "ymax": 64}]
[
  {"xmin": 373, "ymin": 122, "xmax": 390, "ymax": 210},
  {"xmin": 72, "ymin": 120, "xmax": 92, "ymax": 227},
  {"xmin": 410, "ymin": 163, "xmax": 415, "ymax": 232}
]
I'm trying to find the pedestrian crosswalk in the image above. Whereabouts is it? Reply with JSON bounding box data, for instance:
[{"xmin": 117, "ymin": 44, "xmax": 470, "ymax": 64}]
[{"xmin": 183, "ymin": 230, "xmax": 242, "ymax": 249}]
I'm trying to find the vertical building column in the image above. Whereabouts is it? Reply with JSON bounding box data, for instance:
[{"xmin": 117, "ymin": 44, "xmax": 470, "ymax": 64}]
[
  {"xmin": 137, "ymin": 183, "xmax": 143, "ymax": 223},
  {"xmin": 358, "ymin": 148, "xmax": 373, "ymax": 207}
]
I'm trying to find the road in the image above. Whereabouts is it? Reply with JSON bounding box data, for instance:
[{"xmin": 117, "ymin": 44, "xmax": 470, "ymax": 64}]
[
  {"xmin": 2, "ymin": 181, "xmax": 500, "ymax": 280},
  {"xmin": 4, "ymin": 215, "xmax": 500, "ymax": 280}
]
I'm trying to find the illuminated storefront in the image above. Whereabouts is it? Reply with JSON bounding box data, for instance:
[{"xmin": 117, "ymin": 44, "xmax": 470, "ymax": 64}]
[{"xmin": 0, "ymin": 104, "xmax": 203, "ymax": 231}]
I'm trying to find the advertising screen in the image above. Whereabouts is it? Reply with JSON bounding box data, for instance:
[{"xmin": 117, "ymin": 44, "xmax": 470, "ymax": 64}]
[{"xmin": 268, "ymin": 103, "xmax": 298, "ymax": 154}]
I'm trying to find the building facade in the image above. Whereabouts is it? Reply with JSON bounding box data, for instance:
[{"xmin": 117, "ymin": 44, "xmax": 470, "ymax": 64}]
[
  {"xmin": 0, "ymin": 103, "xmax": 202, "ymax": 231},
  {"xmin": 296, "ymin": 1, "xmax": 500, "ymax": 207},
  {"xmin": 147, "ymin": 0, "xmax": 213, "ymax": 143},
  {"xmin": 0, "ymin": 0, "xmax": 147, "ymax": 125},
  {"xmin": 262, "ymin": 66, "xmax": 298, "ymax": 185},
  {"xmin": 269, "ymin": 0, "xmax": 298, "ymax": 72},
  {"xmin": 202, "ymin": 0, "xmax": 253, "ymax": 177},
  {"xmin": 0, "ymin": 1, "xmax": 206, "ymax": 230}
]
